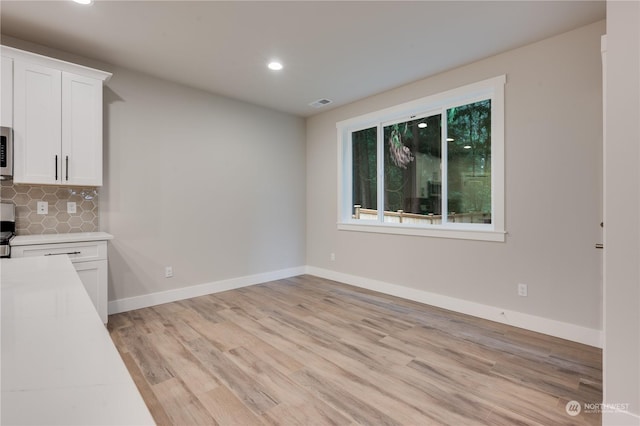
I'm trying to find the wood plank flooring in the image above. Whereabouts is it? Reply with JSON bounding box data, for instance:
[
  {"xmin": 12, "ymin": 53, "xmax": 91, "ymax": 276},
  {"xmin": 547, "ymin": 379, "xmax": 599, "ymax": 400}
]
[{"xmin": 108, "ymin": 275, "xmax": 602, "ymax": 426}]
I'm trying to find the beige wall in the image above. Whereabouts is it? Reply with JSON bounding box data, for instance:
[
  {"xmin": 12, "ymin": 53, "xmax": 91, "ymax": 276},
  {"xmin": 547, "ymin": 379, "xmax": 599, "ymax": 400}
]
[
  {"xmin": 604, "ymin": 2, "xmax": 640, "ymax": 423},
  {"xmin": 100, "ymin": 66, "xmax": 306, "ymax": 301},
  {"xmin": 306, "ymin": 21, "xmax": 605, "ymax": 331}
]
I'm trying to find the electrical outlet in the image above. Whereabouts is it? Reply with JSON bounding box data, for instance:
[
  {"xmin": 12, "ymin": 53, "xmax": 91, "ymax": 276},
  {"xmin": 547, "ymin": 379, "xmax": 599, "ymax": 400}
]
[
  {"xmin": 330, "ymin": 253, "xmax": 336, "ymax": 261},
  {"xmin": 67, "ymin": 202, "xmax": 77, "ymax": 214},
  {"xmin": 518, "ymin": 283, "xmax": 528, "ymax": 297},
  {"xmin": 37, "ymin": 201, "xmax": 48, "ymax": 215},
  {"xmin": 165, "ymin": 266, "xmax": 173, "ymax": 278}
]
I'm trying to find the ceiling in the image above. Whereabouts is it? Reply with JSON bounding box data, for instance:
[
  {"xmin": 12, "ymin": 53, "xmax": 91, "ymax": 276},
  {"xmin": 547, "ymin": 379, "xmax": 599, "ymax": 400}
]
[{"xmin": 0, "ymin": 1, "xmax": 605, "ymax": 117}]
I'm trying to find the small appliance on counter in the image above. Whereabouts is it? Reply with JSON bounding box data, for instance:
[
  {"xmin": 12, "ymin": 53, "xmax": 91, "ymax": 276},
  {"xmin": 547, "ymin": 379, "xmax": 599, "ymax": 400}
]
[
  {"xmin": 0, "ymin": 202, "xmax": 16, "ymax": 258},
  {"xmin": 0, "ymin": 126, "xmax": 13, "ymax": 181}
]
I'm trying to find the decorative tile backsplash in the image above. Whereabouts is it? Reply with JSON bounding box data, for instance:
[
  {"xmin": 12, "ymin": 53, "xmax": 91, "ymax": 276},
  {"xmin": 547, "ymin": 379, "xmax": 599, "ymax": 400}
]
[{"xmin": 0, "ymin": 182, "xmax": 99, "ymax": 235}]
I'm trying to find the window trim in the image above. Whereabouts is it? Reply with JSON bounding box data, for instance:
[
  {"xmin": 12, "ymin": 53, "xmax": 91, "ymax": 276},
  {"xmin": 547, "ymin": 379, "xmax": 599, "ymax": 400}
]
[{"xmin": 337, "ymin": 75, "xmax": 506, "ymax": 242}]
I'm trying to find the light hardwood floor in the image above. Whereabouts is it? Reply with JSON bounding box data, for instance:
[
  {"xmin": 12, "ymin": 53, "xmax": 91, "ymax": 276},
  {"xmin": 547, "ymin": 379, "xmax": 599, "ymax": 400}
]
[{"xmin": 108, "ymin": 275, "xmax": 602, "ymax": 426}]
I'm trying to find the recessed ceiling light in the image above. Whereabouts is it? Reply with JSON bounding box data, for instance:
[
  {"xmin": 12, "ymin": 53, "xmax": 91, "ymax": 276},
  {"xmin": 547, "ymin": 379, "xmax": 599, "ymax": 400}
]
[
  {"xmin": 267, "ymin": 61, "xmax": 283, "ymax": 71},
  {"xmin": 72, "ymin": 0, "xmax": 93, "ymax": 4},
  {"xmin": 447, "ymin": 138, "xmax": 455, "ymax": 142},
  {"xmin": 463, "ymin": 145, "xmax": 472, "ymax": 149},
  {"xmin": 417, "ymin": 122, "xmax": 427, "ymax": 128}
]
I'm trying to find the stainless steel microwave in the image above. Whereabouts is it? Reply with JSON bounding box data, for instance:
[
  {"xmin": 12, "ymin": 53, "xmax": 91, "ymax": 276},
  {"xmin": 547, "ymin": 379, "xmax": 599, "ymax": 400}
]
[{"xmin": 0, "ymin": 126, "xmax": 13, "ymax": 180}]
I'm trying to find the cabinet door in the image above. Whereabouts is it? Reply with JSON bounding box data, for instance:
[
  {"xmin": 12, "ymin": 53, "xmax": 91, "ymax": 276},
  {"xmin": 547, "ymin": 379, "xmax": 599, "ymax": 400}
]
[
  {"xmin": 74, "ymin": 260, "xmax": 108, "ymax": 324},
  {"xmin": 62, "ymin": 72, "xmax": 103, "ymax": 186},
  {"xmin": 13, "ymin": 61, "xmax": 62, "ymax": 185},
  {"xmin": 1, "ymin": 56, "xmax": 13, "ymax": 127}
]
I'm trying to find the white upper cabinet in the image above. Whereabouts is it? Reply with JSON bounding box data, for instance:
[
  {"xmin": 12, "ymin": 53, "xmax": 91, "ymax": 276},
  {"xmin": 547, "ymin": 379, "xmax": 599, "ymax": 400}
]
[
  {"xmin": 2, "ymin": 46, "xmax": 111, "ymax": 186},
  {"xmin": 14, "ymin": 61, "xmax": 62, "ymax": 185},
  {"xmin": 1, "ymin": 56, "xmax": 13, "ymax": 127},
  {"xmin": 62, "ymin": 72, "xmax": 103, "ymax": 186}
]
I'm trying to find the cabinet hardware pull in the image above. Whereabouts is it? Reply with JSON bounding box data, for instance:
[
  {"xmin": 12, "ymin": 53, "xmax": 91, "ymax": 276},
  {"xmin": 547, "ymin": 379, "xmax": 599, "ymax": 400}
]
[
  {"xmin": 595, "ymin": 243, "xmax": 604, "ymax": 249},
  {"xmin": 55, "ymin": 155, "xmax": 58, "ymax": 180},
  {"xmin": 65, "ymin": 156, "xmax": 69, "ymax": 181},
  {"xmin": 44, "ymin": 251, "xmax": 82, "ymax": 256}
]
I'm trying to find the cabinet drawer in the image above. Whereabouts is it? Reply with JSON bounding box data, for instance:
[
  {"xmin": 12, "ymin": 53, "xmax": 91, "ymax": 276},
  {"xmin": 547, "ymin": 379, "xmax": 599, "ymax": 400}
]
[{"xmin": 11, "ymin": 241, "xmax": 107, "ymax": 262}]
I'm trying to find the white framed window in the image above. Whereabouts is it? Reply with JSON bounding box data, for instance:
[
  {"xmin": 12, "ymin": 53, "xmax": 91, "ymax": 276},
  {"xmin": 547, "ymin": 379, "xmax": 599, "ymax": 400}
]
[{"xmin": 337, "ymin": 75, "xmax": 506, "ymax": 242}]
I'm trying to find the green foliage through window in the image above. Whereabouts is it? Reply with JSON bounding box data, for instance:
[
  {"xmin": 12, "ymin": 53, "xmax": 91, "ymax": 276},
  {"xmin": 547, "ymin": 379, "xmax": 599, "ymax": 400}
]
[
  {"xmin": 447, "ymin": 99, "xmax": 492, "ymax": 223},
  {"xmin": 351, "ymin": 100, "xmax": 491, "ymax": 225}
]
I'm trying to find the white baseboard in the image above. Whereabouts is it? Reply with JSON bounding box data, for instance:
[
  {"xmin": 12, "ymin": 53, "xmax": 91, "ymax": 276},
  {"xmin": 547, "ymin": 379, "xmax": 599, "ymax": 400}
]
[
  {"xmin": 108, "ymin": 266, "xmax": 306, "ymax": 315},
  {"xmin": 108, "ymin": 264, "xmax": 603, "ymax": 348},
  {"xmin": 305, "ymin": 266, "xmax": 603, "ymax": 348}
]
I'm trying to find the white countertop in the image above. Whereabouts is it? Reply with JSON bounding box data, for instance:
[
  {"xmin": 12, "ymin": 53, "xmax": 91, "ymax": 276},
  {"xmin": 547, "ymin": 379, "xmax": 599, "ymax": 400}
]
[
  {"xmin": 10, "ymin": 232, "xmax": 114, "ymax": 246},
  {"xmin": 0, "ymin": 256, "xmax": 155, "ymax": 425}
]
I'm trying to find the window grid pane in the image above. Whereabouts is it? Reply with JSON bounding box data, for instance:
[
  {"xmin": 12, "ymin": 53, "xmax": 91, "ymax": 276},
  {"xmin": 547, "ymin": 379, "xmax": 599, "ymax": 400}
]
[
  {"xmin": 446, "ymin": 99, "xmax": 492, "ymax": 224},
  {"xmin": 351, "ymin": 127, "xmax": 377, "ymax": 220},
  {"xmin": 382, "ymin": 115, "xmax": 442, "ymax": 225}
]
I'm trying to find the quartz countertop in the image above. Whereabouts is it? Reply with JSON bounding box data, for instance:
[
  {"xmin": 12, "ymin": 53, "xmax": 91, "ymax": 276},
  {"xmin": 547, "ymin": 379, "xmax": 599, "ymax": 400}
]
[
  {"xmin": 10, "ymin": 232, "xmax": 113, "ymax": 246},
  {"xmin": 0, "ymin": 256, "xmax": 155, "ymax": 425}
]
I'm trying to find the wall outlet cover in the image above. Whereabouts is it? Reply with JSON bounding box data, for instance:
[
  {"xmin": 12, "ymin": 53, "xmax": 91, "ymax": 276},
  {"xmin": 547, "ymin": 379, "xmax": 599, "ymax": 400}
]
[
  {"xmin": 67, "ymin": 202, "xmax": 77, "ymax": 214},
  {"xmin": 37, "ymin": 201, "xmax": 48, "ymax": 215},
  {"xmin": 518, "ymin": 283, "xmax": 528, "ymax": 297}
]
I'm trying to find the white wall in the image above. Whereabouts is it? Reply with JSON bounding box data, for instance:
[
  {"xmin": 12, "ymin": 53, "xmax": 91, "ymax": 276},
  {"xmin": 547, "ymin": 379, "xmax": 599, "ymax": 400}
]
[
  {"xmin": 100, "ymin": 67, "xmax": 306, "ymax": 302},
  {"xmin": 306, "ymin": 21, "xmax": 605, "ymax": 336},
  {"xmin": 604, "ymin": 2, "xmax": 640, "ymax": 423}
]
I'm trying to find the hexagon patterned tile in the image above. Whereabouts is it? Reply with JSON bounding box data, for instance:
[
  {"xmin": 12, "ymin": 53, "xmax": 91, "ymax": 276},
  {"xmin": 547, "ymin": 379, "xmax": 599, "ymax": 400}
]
[{"xmin": 0, "ymin": 182, "xmax": 99, "ymax": 235}]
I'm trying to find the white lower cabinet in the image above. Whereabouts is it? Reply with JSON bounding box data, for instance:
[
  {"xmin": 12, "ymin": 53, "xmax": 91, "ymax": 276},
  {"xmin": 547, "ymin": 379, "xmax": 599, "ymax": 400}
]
[
  {"xmin": 11, "ymin": 240, "xmax": 109, "ymax": 323},
  {"xmin": 71, "ymin": 259, "xmax": 108, "ymax": 323}
]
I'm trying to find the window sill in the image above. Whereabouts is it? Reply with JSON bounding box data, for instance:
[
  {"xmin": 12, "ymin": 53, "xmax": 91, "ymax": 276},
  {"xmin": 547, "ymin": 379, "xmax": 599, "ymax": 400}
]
[{"xmin": 337, "ymin": 222, "xmax": 506, "ymax": 242}]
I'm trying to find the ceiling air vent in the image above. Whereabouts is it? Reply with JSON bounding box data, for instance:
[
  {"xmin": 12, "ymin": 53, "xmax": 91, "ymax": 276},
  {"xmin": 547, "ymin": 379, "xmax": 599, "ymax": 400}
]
[{"xmin": 309, "ymin": 98, "xmax": 333, "ymax": 108}]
